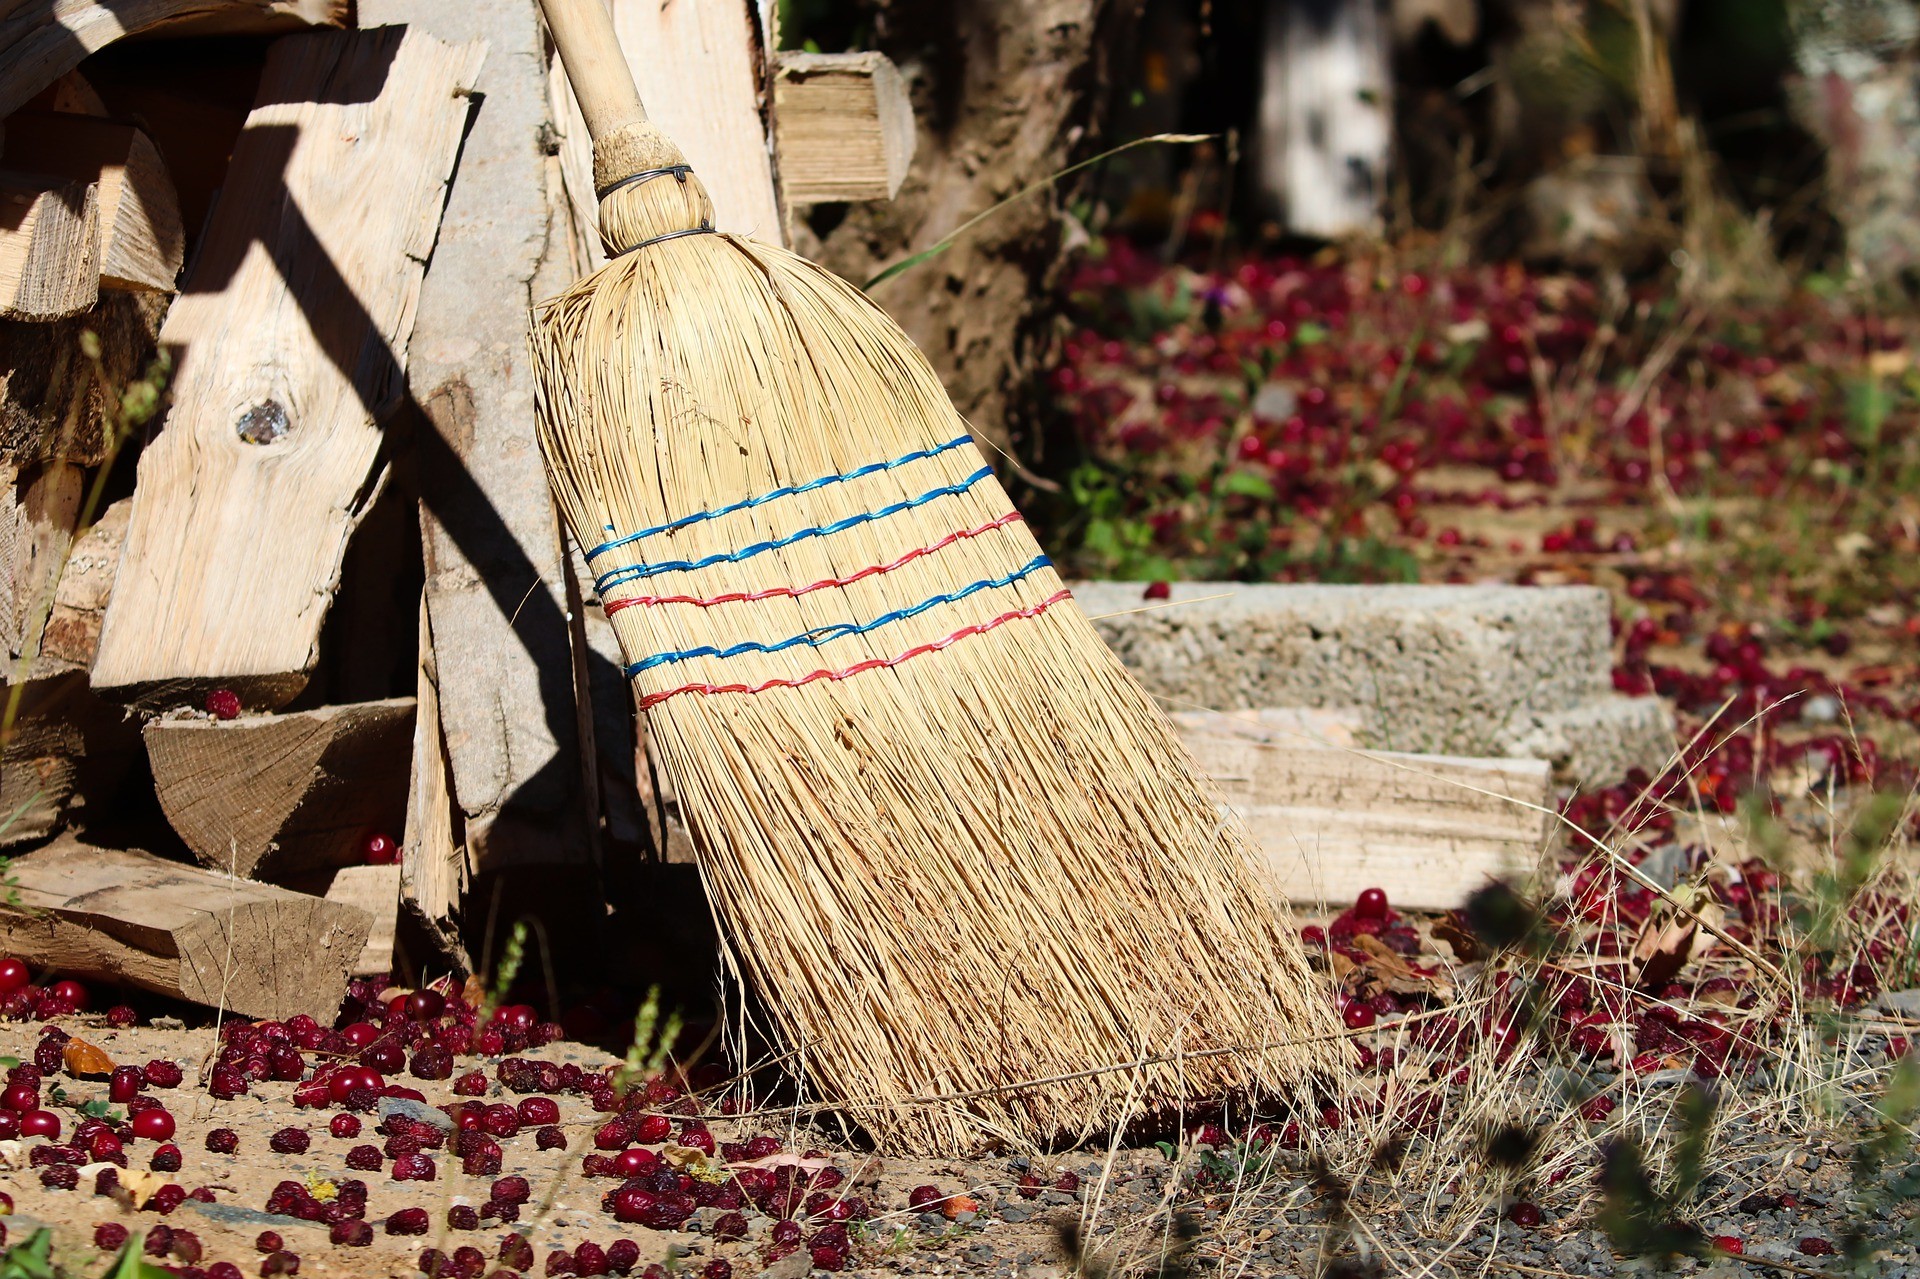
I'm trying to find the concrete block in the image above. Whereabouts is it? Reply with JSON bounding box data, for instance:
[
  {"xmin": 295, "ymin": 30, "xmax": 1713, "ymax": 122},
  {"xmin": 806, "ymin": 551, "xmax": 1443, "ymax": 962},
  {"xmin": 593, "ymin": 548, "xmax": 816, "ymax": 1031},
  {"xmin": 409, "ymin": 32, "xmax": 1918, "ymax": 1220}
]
[{"xmin": 1074, "ymin": 581, "xmax": 1671, "ymax": 784}]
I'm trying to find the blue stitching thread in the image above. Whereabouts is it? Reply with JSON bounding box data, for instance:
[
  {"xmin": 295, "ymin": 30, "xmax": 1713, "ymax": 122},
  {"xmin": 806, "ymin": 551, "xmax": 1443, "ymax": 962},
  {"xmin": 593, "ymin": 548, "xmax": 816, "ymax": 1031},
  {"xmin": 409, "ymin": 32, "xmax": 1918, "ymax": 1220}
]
[
  {"xmin": 585, "ymin": 434, "xmax": 976, "ymax": 561},
  {"xmin": 593, "ymin": 465, "xmax": 993, "ymax": 594},
  {"xmin": 624, "ymin": 555, "xmax": 1052, "ymax": 676}
]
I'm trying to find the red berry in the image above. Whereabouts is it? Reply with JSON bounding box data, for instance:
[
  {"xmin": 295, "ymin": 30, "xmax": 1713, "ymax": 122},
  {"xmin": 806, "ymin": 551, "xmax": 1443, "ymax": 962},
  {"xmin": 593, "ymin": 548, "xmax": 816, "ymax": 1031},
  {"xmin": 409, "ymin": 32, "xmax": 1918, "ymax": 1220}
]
[
  {"xmin": 536, "ymin": 1125, "xmax": 566, "ymax": 1150},
  {"xmin": 391, "ymin": 1152, "xmax": 436, "ymax": 1182},
  {"xmin": 108, "ymin": 1066, "xmax": 143, "ymax": 1104},
  {"xmin": 50, "ymin": 978, "xmax": 88, "ymax": 1009},
  {"xmin": 447, "ymin": 1205, "xmax": 479, "ymax": 1231},
  {"xmin": 205, "ymin": 689, "xmax": 242, "ymax": 720},
  {"xmin": 0, "ymin": 958, "xmax": 28, "ymax": 993},
  {"xmin": 1798, "ymin": 1238, "xmax": 1835, "ymax": 1257},
  {"xmin": 150, "ymin": 1144, "xmax": 182, "ymax": 1173},
  {"xmin": 260, "ymin": 1249, "xmax": 300, "ymax": 1275},
  {"xmin": 491, "ymin": 1174, "xmax": 531, "ymax": 1204},
  {"xmin": 1712, "ymin": 1236, "xmax": 1743, "ymax": 1255},
  {"xmin": 1508, "ymin": 1202, "xmax": 1542, "ymax": 1227},
  {"xmin": 500, "ymin": 1236, "xmax": 536, "ymax": 1271},
  {"xmin": 384, "ymin": 1208, "xmax": 430, "ymax": 1236},
  {"xmin": 518, "ymin": 1096, "xmax": 560, "ymax": 1125},
  {"xmin": 1353, "ymin": 887, "xmax": 1389, "ymax": 920},
  {"xmin": 606, "ymin": 1240, "xmax": 639, "ymax": 1274},
  {"xmin": 267, "ymin": 1127, "xmax": 308, "ymax": 1155},
  {"xmin": 1342, "ymin": 1001, "xmax": 1376, "ymax": 1031},
  {"xmin": 700, "ymin": 1263, "xmax": 731, "ymax": 1279},
  {"xmin": 330, "ymin": 1220, "xmax": 373, "ymax": 1247},
  {"xmin": 94, "ymin": 1222, "xmax": 130, "ymax": 1251},
  {"xmin": 255, "ymin": 1231, "xmax": 284, "ymax": 1254},
  {"xmin": 345, "ymin": 1145, "xmax": 382, "ymax": 1171},
  {"xmin": 20, "ymin": 1109, "xmax": 59, "ymax": 1139},
  {"xmin": 907, "ymin": 1185, "xmax": 944, "ymax": 1209},
  {"xmin": 632, "ymin": 1113, "xmax": 671, "ymax": 1144},
  {"xmin": 1, "ymin": 1083, "xmax": 36, "ymax": 1112},
  {"xmin": 329, "ymin": 1113, "xmax": 361, "ymax": 1139},
  {"xmin": 364, "ymin": 832, "xmax": 399, "ymax": 865},
  {"xmin": 575, "ymin": 1242, "xmax": 610, "ymax": 1277},
  {"xmin": 130, "ymin": 1109, "xmax": 176, "ymax": 1142}
]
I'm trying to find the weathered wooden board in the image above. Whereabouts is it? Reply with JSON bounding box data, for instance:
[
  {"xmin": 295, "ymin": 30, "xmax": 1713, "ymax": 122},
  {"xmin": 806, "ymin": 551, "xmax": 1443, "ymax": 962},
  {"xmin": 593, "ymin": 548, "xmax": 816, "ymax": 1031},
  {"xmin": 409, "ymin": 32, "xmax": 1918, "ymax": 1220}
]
[
  {"xmin": 0, "ymin": 174, "xmax": 98, "ymax": 320},
  {"xmin": 1174, "ymin": 709, "xmax": 1554, "ymax": 910},
  {"xmin": 0, "ymin": 671, "xmax": 138, "ymax": 846},
  {"xmin": 611, "ymin": 0, "xmax": 781, "ymax": 240},
  {"xmin": 774, "ymin": 51, "xmax": 914, "ymax": 203},
  {"xmin": 325, "ymin": 863, "xmax": 400, "ymax": 977},
  {"xmin": 0, "ymin": 837, "xmax": 370, "ymax": 1019},
  {"xmin": 91, "ymin": 27, "xmax": 485, "ymax": 707},
  {"xmin": 2, "ymin": 112, "xmax": 184, "ymax": 293},
  {"xmin": 0, "ymin": 458, "xmax": 82, "ymax": 664},
  {"xmin": 401, "ymin": 595, "xmax": 468, "ymax": 967},
  {"xmin": 0, "ymin": 1, "xmax": 346, "ymax": 118},
  {"xmin": 144, "ymin": 697, "xmax": 415, "ymax": 882},
  {"xmin": 359, "ymin": 0, "xmax": 586, "ymax": 872}
]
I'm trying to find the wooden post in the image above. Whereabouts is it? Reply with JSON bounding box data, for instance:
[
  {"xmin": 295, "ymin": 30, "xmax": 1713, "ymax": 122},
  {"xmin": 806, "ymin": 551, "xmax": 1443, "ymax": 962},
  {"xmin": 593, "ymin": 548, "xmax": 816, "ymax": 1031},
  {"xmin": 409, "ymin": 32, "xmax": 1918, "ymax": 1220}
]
[
  {"xmin": 1255, "ymin": 0, "xmax": 1392, "ymax": 238},
  {"xmin": 90, "ymin": 28, "xmax": 485, "ymax": 708},
  {"xmin": 0, "ymin": 837, "xmax": 371, "ymax": 1020}
]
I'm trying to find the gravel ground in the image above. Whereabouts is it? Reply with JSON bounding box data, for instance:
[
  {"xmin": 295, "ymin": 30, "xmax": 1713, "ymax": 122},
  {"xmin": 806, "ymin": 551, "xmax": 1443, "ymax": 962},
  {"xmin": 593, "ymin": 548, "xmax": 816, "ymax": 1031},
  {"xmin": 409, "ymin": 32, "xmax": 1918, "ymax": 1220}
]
[{"xmin": 4, "ymin": 1014, "xmax": 1917, "ymax": 1279}]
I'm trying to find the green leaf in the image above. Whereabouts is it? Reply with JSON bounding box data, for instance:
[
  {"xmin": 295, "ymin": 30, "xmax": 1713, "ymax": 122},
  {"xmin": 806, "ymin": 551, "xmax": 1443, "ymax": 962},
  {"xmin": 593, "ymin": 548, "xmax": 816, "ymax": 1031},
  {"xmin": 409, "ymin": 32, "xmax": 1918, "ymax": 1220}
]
[
  {"xmin": 1216, "ymin": 470, "xmax": 1275, "ymax": 501},
  {"xmin": 106, "ymin": 1241, "xmax": 175, "ymax": 1279},
  {"xmin": 1292, "ymin": 322, "xmax": 1328, "ymax": 346},
  {"xmin": 0, "ymin": 1228, "xmax": 56, "ymax": 1279}
]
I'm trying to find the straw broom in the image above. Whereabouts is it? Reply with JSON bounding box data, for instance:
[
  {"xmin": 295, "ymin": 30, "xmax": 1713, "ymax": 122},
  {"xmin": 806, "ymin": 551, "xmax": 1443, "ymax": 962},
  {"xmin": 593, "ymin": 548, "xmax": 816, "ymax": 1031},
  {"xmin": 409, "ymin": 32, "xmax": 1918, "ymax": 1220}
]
[{"xmin": 527, "ymin": 0, "xmax": 1350, "ymax": 1153}]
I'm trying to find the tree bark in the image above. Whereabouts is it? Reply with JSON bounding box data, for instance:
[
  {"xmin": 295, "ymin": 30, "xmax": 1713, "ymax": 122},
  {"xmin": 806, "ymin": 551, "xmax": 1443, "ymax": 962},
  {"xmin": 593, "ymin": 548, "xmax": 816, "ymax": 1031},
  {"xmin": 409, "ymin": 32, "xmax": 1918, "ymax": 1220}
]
[{"xmin": 798, "ymin": 0, "xmax": 1136, "ymax": 471}]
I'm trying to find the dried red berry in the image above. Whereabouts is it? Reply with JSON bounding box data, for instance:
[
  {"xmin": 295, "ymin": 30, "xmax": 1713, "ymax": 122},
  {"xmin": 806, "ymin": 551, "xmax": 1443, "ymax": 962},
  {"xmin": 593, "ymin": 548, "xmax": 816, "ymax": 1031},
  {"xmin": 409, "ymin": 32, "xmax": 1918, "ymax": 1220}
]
[
  {"xmin": 259, "ymin": 1250, "xmax": 299, "ymax": 1276},
  {"xmin": 267, "ymin": 1128, "xmax": 308, "ymax": 1155},
  {"xmin": 205, "ymin": 689, "xmax": 242, "ymax": 720},
  {"xmin": 384, "ymin": 1208, "xmax": 430, "ymax": 1236},
  {"xmin": 344, "ymin": 1145, "xmax": 382, "ymax": 1171},
  {"xmin": 205, "ymin": 1129, "xmax": 239, "ymax": 1154},
  {"xmin": 150, "ymin": 1143, "xmax": 182, "ymax": 1173},
  {"xmin": 391, "ymin": 1152, "xmax": 436, "ymax": 1182},
  {"xmin": 330, "ymin": 1220, "xmax": 373, "ymax": 1247},
  {"xmin": 94, "ymin": 1222, "xmax": 130, "ymax": 1251}
]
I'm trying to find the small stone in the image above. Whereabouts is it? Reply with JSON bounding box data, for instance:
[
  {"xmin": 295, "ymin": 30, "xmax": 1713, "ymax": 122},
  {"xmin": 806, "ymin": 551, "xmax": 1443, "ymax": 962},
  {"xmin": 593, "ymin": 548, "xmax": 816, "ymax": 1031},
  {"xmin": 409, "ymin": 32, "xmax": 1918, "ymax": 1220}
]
[{"xmin": 378, "ymin": 1097, "xmax": 454, "ymax": 1132}]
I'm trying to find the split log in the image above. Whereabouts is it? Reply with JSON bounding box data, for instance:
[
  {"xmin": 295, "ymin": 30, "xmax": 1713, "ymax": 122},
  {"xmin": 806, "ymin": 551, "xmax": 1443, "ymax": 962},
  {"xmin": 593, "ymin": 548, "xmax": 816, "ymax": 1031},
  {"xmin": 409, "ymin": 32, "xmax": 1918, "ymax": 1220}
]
[
  {"xmin": 0, "ymin": 1, "xmax": 346, "ymax": 119},
  {"xmin": 0, "ymin": 836, "xmax": 370, "ymax": 1020},
  {"xmin": 0, "ymin": 673, "xmax": 140, "ymax": 846},
  {"xmin": 611, "ymin": 0, "xmax": 781, "ymax": 239},
  {"xmin": 774, "ymin": 52, "xmax": 915, "ymax": 204},
  {"xmin": 0, "ymin": 175, "xmax": 98, "ymax": 321},
  {"xmin": 359, "ymin": 0, "xmax": 590, "ymax": 872},
  {"xmin": 2, "ymin": 112, "xmax": 184, "ymax": 293},
  {"xmin": 144, "ymin": 697, "xmax": 415, "ymax": 882},
  {"xmin": 0, "ymin": 291, "xmax": 168, "ymax": 466},
  {"xmin": 32, "ymin": 495, "xmax": 128, "ymax": 676},
  {"xmin": 325, "ymin": 864, "xmax": 400, "ymax": 977},
  {"xmin": 90, "ymin": 28, "xmax": 486, "ymax": 708},
  {"xmin": 1174, "ymin": 709, "xmax": 1553, "ymax": 911}
]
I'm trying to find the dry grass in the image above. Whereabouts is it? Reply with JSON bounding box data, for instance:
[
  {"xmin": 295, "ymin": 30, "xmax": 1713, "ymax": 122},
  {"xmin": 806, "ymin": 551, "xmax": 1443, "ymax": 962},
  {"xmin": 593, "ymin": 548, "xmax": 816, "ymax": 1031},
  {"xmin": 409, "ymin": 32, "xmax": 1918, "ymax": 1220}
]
[{"xmin": 527, "ymin": 122, "xmax": 1348, "ymax": 1153}]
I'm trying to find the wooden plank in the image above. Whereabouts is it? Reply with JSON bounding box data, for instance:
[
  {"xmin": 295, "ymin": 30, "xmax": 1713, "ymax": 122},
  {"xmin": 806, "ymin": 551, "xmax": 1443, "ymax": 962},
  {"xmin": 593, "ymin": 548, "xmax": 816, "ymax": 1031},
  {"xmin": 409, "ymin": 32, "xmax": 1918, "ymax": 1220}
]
[
  {"xmin": 356, "ymin": 0, "xmax": 586, "ymax": 872},
  {"xmin": 774, "ymin": 51, "xmax": 914, "ymax": 203},
  {"xmin": 0, "ymin": 291, "xmax": 167, "ymax": 466},
  {"xmin": 0, "ymin": 174, "xmax": 98, "ymax": 320},
  {"xmin": 90, "ymin": 27, "xmax": 486, "ymax": 707},
  {"xmin": 400, "ymin": 595, "xmax": 468, "ymax": 966},
  {"xmin": 0, "ymin": 672, "xmax": 141, "ymax": 845},
  {"xmin": 144, "ymin": 697, "xmax": 415, "ymax": 882},
  {"xmin": 325, "ymin": 863, "xmax": 400, "ymax": 977},
  {"xmin": 610, "ymin": 0, "xmax": 782, "ymax": 240},
  {"xmin": 1174, "ymin": 710, "xmax": 1553, "ymax": 911},
  {"xmin": 0, "ymin": 1, "xmax": 345, "ymax": 119},
  {"xmin": 0, "ymin": 836, "xmax": 370, "ymax": 1020},
  {"xmin": 2, "ymin": 112, "xmax": 184, "ymax": 293}
]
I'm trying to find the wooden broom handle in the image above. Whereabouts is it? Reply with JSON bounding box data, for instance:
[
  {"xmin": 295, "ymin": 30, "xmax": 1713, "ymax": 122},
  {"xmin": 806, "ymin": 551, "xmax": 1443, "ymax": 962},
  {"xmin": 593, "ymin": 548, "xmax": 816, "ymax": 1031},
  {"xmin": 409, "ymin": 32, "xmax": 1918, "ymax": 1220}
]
[{"xmin": 537, "ymin": 0, "xmax": 648, "ymax": 141}]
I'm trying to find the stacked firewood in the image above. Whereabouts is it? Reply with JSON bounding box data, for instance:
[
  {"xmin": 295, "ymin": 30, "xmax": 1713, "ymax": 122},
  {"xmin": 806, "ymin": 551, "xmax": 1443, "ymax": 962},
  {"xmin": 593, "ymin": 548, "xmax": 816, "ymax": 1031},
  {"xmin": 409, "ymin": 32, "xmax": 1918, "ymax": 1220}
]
[{"xmin": 0, "ymin": 0, "xmax": 913, "ymax": 1020}]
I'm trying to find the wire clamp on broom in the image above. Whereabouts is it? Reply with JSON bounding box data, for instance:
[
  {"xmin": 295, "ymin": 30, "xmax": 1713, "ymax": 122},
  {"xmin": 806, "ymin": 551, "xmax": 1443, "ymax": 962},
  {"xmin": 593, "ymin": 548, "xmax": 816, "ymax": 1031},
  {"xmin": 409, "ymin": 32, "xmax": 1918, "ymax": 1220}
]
[{"xmin": 596, "ymin": 163, "xmax": 694, "ymax": 198}]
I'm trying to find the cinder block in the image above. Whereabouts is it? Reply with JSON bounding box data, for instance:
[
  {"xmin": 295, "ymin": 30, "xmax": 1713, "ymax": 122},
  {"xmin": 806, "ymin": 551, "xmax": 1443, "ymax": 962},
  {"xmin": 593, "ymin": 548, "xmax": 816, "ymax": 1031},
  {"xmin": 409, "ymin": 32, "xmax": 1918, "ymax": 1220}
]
[{"xmin": 1074, "ymin": 581, "xmax": 1671, "ymax": 784}]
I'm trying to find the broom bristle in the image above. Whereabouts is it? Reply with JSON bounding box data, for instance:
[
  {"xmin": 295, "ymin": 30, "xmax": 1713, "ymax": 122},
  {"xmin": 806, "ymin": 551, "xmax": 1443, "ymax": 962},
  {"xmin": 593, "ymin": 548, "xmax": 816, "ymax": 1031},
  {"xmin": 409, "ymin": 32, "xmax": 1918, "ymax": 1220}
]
[{"xmin": 531, "ymin": 129, "xmax": 1350, "ymax": 1152}]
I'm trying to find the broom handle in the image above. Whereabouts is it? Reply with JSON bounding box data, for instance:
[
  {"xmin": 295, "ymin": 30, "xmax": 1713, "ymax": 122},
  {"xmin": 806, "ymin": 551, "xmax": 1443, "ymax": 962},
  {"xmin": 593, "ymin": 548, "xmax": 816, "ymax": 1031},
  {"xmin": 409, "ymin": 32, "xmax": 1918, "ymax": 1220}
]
[{"xmin": 537, "ymin": 0, "xmax": 649, "ymax": 140}]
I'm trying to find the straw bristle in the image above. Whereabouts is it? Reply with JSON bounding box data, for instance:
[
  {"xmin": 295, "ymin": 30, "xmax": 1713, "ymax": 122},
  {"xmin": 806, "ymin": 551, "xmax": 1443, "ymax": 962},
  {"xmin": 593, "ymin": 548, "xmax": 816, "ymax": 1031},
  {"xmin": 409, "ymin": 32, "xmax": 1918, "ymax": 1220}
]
[{"xmin": 529, "ymin": 160, "xmax": 1350, "ymax": 1152}]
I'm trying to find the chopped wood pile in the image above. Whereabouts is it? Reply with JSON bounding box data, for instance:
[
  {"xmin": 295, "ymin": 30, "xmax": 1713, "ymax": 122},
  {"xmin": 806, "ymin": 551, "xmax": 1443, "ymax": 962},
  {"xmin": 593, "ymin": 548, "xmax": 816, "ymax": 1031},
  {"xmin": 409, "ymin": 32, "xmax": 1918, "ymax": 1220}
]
[
  {"xmin": 0, "ymin": 0, "xmax": 1555, "ymax": 1025},
  {"xmin": 0, "ymin": 1, "xmax": 914, "ymax": 1020}
]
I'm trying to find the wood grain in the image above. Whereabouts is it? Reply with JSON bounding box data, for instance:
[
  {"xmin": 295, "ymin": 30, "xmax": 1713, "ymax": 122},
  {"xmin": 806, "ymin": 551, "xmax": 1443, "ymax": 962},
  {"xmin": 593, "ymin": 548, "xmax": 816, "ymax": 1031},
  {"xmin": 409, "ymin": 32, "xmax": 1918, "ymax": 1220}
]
[
  {"xmin": 32, "ymin": 494, "xmax": 127, "ymax": 676},
  {"xmin": 1174, "ymin": 709, "xmax": 1553, "ymax": 911},
  {"xmin": 0, "ymin": 290, "xmax": 167, "ymax": 466},
  {"xmin": 611, "ymin": 0, "xmax": 781, "ymax": 240},
  {"xmin": 0, "ymin": 174, "xmax": 98, "ymax": 320},
  {"xmin": 774, "ymin": 51, "xmax": 914, "ymax": 203},
  {"xmin": 0, "ymin": 836, "xmax": 370, "ymax": 1019},
  {"xmin": 91, "ymin": 27, "xmax": 485, "ymax": 706},
  {"xmin": 400, "ymin": 594, "xmax": 468, "ymax": 966},
  {"xmin": 324, "ymin": 863, "xmax": 399, "ymax": 976},
  {"xmin": 144, "ymin": 697, "xmax": 415, "ymax": 882}
]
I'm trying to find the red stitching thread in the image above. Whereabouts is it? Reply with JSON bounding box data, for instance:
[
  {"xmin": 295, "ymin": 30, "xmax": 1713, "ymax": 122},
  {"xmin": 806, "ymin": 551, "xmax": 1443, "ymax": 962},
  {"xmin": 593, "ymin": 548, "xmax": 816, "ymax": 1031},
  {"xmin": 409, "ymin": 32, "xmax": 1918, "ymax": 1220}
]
[
  {"xmin": 636, "ymin": 589, "xmax": 1073, "ymax": 710},
  {"xmin": 603, "ymin": 512, "xmax": 1026, "ymax": 615}
]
